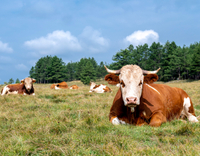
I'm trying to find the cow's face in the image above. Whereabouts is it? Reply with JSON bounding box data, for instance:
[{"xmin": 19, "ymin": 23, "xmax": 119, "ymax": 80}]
[
  {"xmin": 89, "ymin": 82, "xmax": 96, "ymax": 90},
  {"xmin": 21, "ymin": 77, "xmax": 36, "ymax": 92},
  {"xmin": 104, "ymin": 65, "xmax": 160, "ymax": 110},
  {"xmin": 119, "ymin": 65, "xmax": 144, "ymax": 107}
]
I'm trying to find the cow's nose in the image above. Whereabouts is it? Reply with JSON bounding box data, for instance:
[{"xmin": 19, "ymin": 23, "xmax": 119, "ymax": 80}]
[{"xmin": 126, "ymin": 97, "xmax": 137, "ymax": 104}]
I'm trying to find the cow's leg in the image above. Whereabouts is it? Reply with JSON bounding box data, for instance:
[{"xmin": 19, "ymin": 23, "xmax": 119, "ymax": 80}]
[
  {"xmin": 110, "ymin": 116, "xmax": 129, "ymax": 125},
  {"xmin": 149, "ymin": 112, "xmax": 166, "ymax": 127},
  {"xmin": 182, "ymin": 97, "xmax": 198, "ymax": 123}
]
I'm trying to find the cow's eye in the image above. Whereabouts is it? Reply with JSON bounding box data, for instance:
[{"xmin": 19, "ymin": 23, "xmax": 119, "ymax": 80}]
[
  {"xmin": 120, "ymin": 80, "xmax": 125, "ymax": 88},
  {"xmin": 139, "ymin": 80, "xmax": 143, "ymax": 86}
]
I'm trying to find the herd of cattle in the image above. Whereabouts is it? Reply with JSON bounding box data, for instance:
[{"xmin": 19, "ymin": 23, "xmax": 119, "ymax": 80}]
[{"xmin": 1, "ymin": 65, "xmax": 199, "ymax": 127}]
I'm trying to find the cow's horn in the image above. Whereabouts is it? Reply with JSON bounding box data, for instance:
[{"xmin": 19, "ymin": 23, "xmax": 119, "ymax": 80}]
[
  {"xmin": 142, "ymin": 67, "xmax": 161, "ymax": 75},
  {"xmin": 104, "ymin": 65, "xmax": 120, "ymax": 74}
]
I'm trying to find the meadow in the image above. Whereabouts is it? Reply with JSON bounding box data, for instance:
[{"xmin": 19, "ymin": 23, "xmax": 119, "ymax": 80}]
[{"xmin": 0, "ymin": 80, "xmax": 200, "ymax": 155}]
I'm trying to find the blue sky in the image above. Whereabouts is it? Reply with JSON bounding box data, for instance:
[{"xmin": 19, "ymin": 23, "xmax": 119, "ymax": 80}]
[{"xmin": 0, "ymin": 0, "xmax": 200, "ymax": 83}]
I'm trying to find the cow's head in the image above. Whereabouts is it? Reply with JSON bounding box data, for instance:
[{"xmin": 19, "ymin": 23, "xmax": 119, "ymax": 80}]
[
  {"xmin": 104, "ymin": 65, "xmax": 160, "ymax": 109},
  {"xmin": 21, "ymin": 77, "xmax": 36, "ymax": 92}
]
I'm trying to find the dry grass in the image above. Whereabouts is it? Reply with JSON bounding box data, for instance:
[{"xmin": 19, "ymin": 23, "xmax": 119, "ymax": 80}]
[{"xmin": 0, "ymin": 80, "xmax": 200, "ymax": 155}]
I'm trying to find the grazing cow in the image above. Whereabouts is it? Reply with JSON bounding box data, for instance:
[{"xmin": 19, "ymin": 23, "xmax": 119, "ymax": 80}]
[
  {"xmin": 50, "ymin": 81, "xmax": 68, "ymax": 89},
  {"xmin": 1, "ymin": 77, "xmax": 36, "ymax": 95},
  {"xmin": 70, "ymin": 85, "xmax": 79, "ymax": 89},
  {"xmin": 104, "ymin": 65, "xmax": 198, "ymax": 127},
  {"xmin": 89, "ymin": 82, "xmax": 112, "ymax": 93}
]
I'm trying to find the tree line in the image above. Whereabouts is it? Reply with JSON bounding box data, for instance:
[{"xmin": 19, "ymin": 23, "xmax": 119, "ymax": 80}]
[
  {"xmin": 110, "ymin": 41, "xmax": 200, "ymax": 81},
  {"xmin": 29, "ymin": 56, "xmax": 108, "ymax": 84},
  {"xmin": 28, "ymin": 41, "xmax": 200, "ymax": 84}
]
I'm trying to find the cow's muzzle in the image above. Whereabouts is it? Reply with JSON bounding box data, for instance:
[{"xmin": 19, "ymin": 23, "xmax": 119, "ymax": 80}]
[{"xmin": 126, "ymin": 97, "xmax": 138, "ymax": 107}]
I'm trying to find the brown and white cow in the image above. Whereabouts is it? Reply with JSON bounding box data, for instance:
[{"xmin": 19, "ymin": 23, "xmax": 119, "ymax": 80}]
[
  {"xmin": 104, "ymin": 65, "xmax": 198, "ymax": 127},
  {"xmin": 70, "ymin": 85, "xmax": 79, "ymax": 89},
  {"xmin": 89, "ymin": 82, "xmax": 112, "ymax": 93},
  {"xmin": 1, "ymin": 77, "xmax": 36, "ymax": 95},
  {"xmin": 50, "ymin": 81, "xmax": 68, "ymax": 90}
]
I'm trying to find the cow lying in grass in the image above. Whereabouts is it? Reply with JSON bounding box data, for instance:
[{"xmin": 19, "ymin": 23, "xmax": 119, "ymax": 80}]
[
  {"xmin": 70, "ymin": 85, "xmax": 79, "ymax": 89},
  {"xmin": 104, "ymin": 65, "xmax": 198, "ymax": 127},
  {"xmin": 50, "ymin": 81, "xmax": 68, "ymax": 89},
  {"xmin": 1, "ymin": 77, "xmax": 36, "ymax": 95},
  {"xmin": 89, "ymin": 82, "xmax": 112, "ymax": 93}
]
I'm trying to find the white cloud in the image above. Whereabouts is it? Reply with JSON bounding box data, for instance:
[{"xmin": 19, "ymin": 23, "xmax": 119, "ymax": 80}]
[
  {"xmin": 0, "ymin": 56, "xmax": 12, "ymax": 63},
  {"xmin": 24, "ymin": 30, "xmax": 82, "ymax": 55},
  {"xmin": 80, "ymin": 26, "xmax": 109, "ymax": 53},
  {"xmin": 124, "ymin": 30, "xmax": 159, "ymax": 46},
  {"xmin": 0, "ymin": 41, "xmax": 13, "ymax": 53},
  {"xmin": 15, "ymin": 64, "xmax": 28, "ymax": 71}
]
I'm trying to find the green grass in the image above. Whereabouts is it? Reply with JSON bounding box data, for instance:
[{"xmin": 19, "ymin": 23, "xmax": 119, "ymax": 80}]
[{"xmin": 0, "ymin": 80, "xmax": 200, "ymax": 155}]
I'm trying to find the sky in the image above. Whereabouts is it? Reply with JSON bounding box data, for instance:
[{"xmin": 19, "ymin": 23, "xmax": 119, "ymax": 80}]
[{"xmin": 0, "ymin": 0, "xmax": 200, "ymax": 83}]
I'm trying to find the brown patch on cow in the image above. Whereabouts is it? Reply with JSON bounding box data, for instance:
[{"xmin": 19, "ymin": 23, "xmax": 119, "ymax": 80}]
[
  {"xmin": 104, "ymin": 74, "xmax": 119, "ymax": 85},
  {"xmin": 144, "ymin": 74, "xmax": 158, "ymax": 84},
  {"xmin": 93, "ymin": 84, "xmax": 101, "ymax": 89},
  {"xmin": 103, "ymin": 86, "xmax": 112, "ymax": 92},
  {"xmin": 57, "ymin": 81, "xmax": 68, "ymax": 89},
  {"xmin": 50, "ymin": 84, "xmax": 57, "ymax": 89}
]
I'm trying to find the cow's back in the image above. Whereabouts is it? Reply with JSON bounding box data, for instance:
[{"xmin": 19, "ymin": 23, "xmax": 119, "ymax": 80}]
[{"xmin": 142, "ymin": 83, "xmax": 194, "ymax": 121}]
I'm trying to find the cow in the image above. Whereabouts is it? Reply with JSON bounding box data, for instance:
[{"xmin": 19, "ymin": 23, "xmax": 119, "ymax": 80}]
[
  {"xmin": 104, "ymin": 65, "xmax": 198, "ymax": 127},
  {"xmin": 89, "ymin": 82, "xmax": 112, "ymax": 93},
  {"xmin": 50, "ymin": 81, "xmax": 68, "ymax": 89},
  {"xmin": 1, "ymin": 77, "xmax": 36, "ymax": 95},
  {"xmin": 70, "ymin": 85, "xmax": 79, "ymax": 89},
  {"xmin": 50, "ymin": 84, "xmax": 57, "ymax": 89}
]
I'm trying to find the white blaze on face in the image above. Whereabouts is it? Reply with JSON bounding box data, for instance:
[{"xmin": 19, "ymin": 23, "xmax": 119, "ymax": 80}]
[
  {"xmin": 21, "ymin": 77, "xmax": 36, "ymax": 92},
  {"xmin": 119, "ymin": 65, "xmax": 144, "ymax": 106}
]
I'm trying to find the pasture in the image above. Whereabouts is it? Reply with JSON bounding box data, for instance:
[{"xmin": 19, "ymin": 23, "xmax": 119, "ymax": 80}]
[{"xmin": 0, "ymin": 80, "xmax": 200, "ymax": 155}]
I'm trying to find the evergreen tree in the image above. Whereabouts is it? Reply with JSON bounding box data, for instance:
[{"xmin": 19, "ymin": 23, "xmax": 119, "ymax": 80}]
[
  {"xmin": 8, "ymin": 78, "xmax": 14, "ymax": 84},
  {"xmin": 80, "ymin": 61, "xmax": 96, "ymax": 85},
  {"xmin": 29, "ymin": 66, "xmax": 35, "ymax": 79},
  {"xmin": 15, "ymin": 78, "xmax": 20, "ymax": 84},
  {"xmin": 191, "ymin": 43, "xmax": 200, "ymax": 79}
]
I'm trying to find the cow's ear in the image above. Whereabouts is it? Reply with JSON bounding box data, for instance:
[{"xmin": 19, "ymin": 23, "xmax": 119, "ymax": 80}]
[
  {"xmin": 104, "ymin": 74, "xmax": 120, "ymax": 85},
  {"xmin": 21, "ymin": 79, "xmax": 24, "ymax": 83},
  {"xmin": 144, "ymin": 74, "xmax": 158, "ymax": 84},
  {"xmin": 32, "ymin": 79, "xmax": 36, "ymax": 83}
]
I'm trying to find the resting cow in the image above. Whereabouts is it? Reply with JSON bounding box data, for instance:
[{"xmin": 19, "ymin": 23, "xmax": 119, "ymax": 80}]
[
  {"xmin": 89, "ymin": 82, "xmax": 112, "ymax": 93},
  {"xmin": 70, "ymin": 85, "xmax": 79, "ymax": 89},
  {"xmin": 104, "ymin": 65, "xmax": 198, "ymax": 127},
  {"xmin": 1, "ymin": 77, "xmax": 36, "ymax": 95},
  {"xmin": 50, "ymin": 81, "xmax": 68, "ymax": 89}
]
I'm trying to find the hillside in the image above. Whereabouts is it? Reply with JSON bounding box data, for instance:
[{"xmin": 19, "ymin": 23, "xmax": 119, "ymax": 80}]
[{"xmin": 0, "ymin": 80, "xmax": 200, "ymax": 155}]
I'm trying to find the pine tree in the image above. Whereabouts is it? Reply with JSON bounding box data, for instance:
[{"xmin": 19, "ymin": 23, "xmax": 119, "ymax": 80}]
[
  {"xmin": 191, "ymin": 43, "xmax": 200, "ymax": 79},
  {"xmin": 15, "ymin": 78, "xmax": 20, "ymax": 84},
  {"xmin": 8, "ymin": 78, "xmax": 14, "ymax": 84},
  {"xmin": 80, "ymin": 61, "xmax": 96, "ymax": 85}
]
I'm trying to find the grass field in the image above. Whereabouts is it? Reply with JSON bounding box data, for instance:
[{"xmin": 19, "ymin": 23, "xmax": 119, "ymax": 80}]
[{"xmin": 0, "ymin": 80, "xmax": 200, "ymax": 155}]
